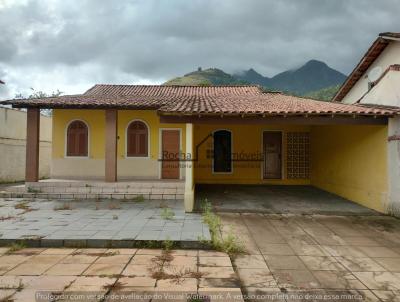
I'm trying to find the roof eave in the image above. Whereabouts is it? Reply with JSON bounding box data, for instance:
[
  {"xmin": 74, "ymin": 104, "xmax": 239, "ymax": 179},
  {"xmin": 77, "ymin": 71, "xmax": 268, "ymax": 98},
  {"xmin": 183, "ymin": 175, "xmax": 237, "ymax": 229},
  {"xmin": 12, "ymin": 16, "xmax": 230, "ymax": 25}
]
[{"xmin": 333, "ymin": 34, "xmax": 397, "ymax": 102}]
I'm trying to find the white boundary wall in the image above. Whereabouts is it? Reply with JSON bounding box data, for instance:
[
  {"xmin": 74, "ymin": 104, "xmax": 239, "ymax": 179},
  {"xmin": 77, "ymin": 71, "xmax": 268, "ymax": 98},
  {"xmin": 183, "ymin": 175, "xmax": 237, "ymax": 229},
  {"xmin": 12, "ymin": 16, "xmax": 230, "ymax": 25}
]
[{"xmin": 0, "ymin": 107, "xmax": 52, "ymax": 182}]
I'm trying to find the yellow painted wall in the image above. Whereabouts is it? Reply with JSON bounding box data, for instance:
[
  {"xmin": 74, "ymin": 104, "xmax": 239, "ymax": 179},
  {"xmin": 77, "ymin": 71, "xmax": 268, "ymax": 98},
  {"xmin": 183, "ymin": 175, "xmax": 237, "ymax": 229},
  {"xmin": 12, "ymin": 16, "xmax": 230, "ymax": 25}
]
[
  {"xmin": 193, "ymin": 124, "xmax": 311, "ymax": 184},
  {"xmin": 52, "ymin": 109, "xmax": 186, "ymax": 179},
  {"xmin": 53, "ymin": 109, "xmax": 105, "ymax": 159},
  {"xmin": 53, "ymin": 109, "xmax": 186, "ymax": 159},
  {"xmin": 117, "ymin": 110, "xmax": 186, "ymax": 160},
  {"xmin": 310, "ymin": 125, "xmax": 388, "ymax": 212}
]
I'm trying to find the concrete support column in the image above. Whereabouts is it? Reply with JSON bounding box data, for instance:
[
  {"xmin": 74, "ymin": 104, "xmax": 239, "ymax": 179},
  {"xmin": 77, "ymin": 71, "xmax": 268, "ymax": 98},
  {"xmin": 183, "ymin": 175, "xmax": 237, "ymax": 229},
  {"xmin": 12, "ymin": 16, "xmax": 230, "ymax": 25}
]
[
  {"xmin": 25, "ymin": 108, "xmax": 40, "ymax": 182},
  {"xmin": 388, "ymin": 116, "xmax": 400, "ymax": 216},
  {"xmin": 105, "ymin": 109, "xmax": 118, "ymax": 182},
  {"xmin": 184, "ymin": 123, "xmax": 194, "ymax": 212}
]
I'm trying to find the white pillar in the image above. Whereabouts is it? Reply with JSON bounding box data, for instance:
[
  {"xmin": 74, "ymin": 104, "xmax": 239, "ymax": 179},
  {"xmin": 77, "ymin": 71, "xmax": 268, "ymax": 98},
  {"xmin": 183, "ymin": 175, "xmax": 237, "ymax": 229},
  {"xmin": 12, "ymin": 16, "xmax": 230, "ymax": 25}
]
[
  {"xmin": 387, "ymin": 116, "xmax": 400, "ymax": 216},
  {"xmin": 184, "ymin": 123, "xmax": 194, "ymax": 212}
]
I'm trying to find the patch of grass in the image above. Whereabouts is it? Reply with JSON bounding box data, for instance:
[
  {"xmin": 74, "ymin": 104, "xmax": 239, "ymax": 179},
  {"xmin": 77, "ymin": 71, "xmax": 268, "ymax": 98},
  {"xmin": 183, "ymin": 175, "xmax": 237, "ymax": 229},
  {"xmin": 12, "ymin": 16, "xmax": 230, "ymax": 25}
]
[
  {"xmin": 14, "ymin": 202, "xmax": 30, "ymax": 210},
  {"xmin": 54, "ymin": 203, "xmax": 72, "ymax": 211},
  {"xmin": 201, "ymin": 199, "xmax": 245, "ymax": 257},
  {"xmin": 133, "ymin": 195, "xmax": 145, "ymax": 202},
  {"xmin": 7, "ymin": 242, "xmax": 27, "ymax": 253},
  {"xmin": 162, "ymin": 237, "xmax": 175, "ymax": 251},
  {"xmin": 160, "ymin": 208, "xmax": 175, "ymax": 220},
  {"xmin": 27, "ymin": 186, "xmax": 41, "ymax": 193}
]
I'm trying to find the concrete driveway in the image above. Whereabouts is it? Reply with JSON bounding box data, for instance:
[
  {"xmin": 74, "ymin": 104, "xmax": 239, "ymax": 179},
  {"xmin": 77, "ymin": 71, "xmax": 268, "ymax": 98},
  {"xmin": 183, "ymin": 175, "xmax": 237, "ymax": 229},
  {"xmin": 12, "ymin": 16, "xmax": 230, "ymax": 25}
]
[
  {"xmin": 220, "ymin": 213, "xmax": 400, "ymax": 301},
  {"xmin": 196, "ymin": 185, "xmax": 378, "ymax": 216}
]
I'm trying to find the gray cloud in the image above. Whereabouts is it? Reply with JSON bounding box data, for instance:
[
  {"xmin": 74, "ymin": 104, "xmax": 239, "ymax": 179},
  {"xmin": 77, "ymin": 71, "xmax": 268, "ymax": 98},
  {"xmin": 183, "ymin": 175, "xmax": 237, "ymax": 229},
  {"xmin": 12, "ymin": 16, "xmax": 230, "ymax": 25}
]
[{"xmin": 0, "ymin": 0, "xmax": 399, "ymax": 99}]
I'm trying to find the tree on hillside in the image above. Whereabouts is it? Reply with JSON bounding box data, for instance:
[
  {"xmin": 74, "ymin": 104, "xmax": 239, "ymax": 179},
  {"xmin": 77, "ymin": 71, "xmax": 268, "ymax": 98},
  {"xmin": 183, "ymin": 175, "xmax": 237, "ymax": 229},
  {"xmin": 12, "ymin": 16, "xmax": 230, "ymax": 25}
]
[{"xmin": 15, "ymin": 88, "xmax": 63, "ymax": 116}]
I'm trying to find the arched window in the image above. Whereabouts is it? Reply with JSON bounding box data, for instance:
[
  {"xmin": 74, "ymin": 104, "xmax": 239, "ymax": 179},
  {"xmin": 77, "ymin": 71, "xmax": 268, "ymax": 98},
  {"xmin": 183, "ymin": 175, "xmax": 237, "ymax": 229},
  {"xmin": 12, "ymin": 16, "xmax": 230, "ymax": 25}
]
[
  {"xmin": 213, "ymin": 130, "xmax": 232, "ymax": 173},
  {"xmin": 66, "ymin": 120, "xmax": 88, "ymax": 157},
  {"xmin": 127, "ymin": 120, "xmax": 148, "ymax": 157}
]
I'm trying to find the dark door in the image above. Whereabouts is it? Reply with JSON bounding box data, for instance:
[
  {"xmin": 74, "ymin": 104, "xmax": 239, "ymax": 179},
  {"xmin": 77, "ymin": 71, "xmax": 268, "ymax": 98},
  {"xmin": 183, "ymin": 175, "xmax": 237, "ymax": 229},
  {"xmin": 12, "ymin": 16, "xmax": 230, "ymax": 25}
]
[
  {"xmin": 161, "ymin": 130, "xmax": 180, "ymax": 179},
  {"xmin": 213, "ymin": 130, "xmax": 232, "ymax": 173},
  {"xmin": 263, "ymin": 131, "xmax": 282, "ymax": 179}
]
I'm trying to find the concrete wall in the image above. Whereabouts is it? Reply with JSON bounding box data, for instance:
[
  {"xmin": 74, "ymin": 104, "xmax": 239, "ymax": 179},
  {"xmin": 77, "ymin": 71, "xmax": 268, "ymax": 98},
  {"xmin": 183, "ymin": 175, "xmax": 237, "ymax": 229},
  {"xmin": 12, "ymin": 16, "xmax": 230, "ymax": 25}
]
[
  {"xmin": 388, "ymin": 117, "xmax": 400, "ymax": 215},
  {"xmin": 0, "ymin": 107, "xmax": 52, "ymax": 182},
  {"xmin": 342, "ymin": 41, "xmax": 400, "ymax": 104},
  {"xmin": 310, "ymin": 125, "xmax": 388, "ymax": 213},
  {"xmin": 52, "ymin": 109, "xmax": 186, "ymax": 179},
  {"xmin": 360, "ymin": 70, "xmax": 400, "ymax": 107}
]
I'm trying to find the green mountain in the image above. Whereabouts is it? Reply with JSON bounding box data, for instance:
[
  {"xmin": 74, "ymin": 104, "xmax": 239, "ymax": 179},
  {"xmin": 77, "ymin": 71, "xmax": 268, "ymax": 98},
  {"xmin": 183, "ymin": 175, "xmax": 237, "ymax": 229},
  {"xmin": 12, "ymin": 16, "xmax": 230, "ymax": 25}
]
[
  {"xmin": 164, "ymin": 60, "xmax": 346, "ymax": 100},
  {"xmin": 234, "ymin": 60, "xmax": 346, "ymax": 95},
  {"xmin": 304, "ymin": 84, "xmax": 341, "ymax": 101},
  {"xmin": 165, "ymin": 68, "xmax": 248, "ymax": 86}
]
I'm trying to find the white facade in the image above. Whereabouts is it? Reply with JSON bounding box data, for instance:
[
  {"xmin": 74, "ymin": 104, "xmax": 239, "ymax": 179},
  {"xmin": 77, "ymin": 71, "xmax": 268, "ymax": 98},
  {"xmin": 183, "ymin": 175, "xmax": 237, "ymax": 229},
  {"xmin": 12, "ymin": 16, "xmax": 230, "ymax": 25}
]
[{"xmin": 342, "ymin": 41, "xmax": 400, "ymax": 105}]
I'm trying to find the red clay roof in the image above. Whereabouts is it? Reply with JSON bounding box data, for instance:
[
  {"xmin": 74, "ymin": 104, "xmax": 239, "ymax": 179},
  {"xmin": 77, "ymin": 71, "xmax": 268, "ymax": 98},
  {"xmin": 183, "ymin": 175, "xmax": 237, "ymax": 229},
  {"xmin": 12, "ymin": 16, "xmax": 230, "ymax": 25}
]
[
  {"xmin": 1, "ymin": 85, "xmax": 397, "ymax": 117},
  {"xmin": 159, "ymin": 91, "xmax": 397, "ymax": 116},
  {"xmin": 85, "ymin": 84, "xmax": 262, "ymax": 97},
  {"xmin": 333, "ymin": 32, "xmax": 399, "ymax": 102}
]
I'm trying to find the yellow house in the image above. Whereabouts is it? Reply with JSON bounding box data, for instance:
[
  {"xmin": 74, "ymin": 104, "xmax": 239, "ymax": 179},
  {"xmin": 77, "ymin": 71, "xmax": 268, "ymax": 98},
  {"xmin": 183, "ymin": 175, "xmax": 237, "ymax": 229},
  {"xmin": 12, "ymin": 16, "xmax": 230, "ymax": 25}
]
[{"xmin": 2, "ymin": 84, "xmax": 399, "ymax": 213}]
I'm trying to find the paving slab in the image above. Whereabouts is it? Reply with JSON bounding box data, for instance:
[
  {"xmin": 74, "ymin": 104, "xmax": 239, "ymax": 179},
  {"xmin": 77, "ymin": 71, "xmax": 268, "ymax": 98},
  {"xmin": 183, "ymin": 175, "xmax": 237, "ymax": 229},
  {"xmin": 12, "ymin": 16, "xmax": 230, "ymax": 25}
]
[
  {"xmin": 219, "ymin": 213, "xmax": 400, "ymax": 299},
  {"xmin": 0, "ymin": 198, "xmax": 210, "ymax": 247},
  {"xmin": 0, "ymin": 247, "xmax": 241, "ymax": 300}
]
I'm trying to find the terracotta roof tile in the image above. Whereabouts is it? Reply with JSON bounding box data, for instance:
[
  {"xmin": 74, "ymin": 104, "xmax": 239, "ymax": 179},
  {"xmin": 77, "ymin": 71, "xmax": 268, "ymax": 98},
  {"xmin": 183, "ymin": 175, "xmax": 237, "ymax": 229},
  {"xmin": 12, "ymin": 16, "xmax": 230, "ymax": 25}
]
[
  {"xmin": 1, "ymin": 85, "xmax": 397, "ymax": 117},
  {"xmin": 84, "ymin": 84, "xmax": 262, "ymax": 97},
  {"xmin": 159, "ymin": 92, "xmax": 396, "ymax": 116}
]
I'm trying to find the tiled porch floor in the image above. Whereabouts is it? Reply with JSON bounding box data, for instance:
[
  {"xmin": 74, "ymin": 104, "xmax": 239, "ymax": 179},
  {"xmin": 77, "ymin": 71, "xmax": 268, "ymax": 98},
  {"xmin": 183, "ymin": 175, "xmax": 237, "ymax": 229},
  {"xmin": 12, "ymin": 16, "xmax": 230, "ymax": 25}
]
[{"xmin": 0, "ymin": 198, "xmax": 210, "ymax": 247}]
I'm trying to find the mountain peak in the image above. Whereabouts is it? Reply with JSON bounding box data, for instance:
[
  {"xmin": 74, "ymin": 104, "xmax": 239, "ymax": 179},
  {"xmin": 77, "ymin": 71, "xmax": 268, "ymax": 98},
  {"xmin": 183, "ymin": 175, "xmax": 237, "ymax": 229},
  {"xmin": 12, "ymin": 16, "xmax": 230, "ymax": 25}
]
[
  {"xmin": 164, "ymin": 60, "xmax": 346, "ymax": 96},
  {"xmin": 303, "ymin": 59, "xmax": 328, "ymax": 68}
]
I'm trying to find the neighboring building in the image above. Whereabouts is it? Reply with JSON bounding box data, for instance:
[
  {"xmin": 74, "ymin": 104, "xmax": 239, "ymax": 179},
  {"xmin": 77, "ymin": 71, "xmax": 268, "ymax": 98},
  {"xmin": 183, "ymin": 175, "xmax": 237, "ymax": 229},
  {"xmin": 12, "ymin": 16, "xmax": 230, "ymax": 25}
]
[
  {"xmin": 333, "ymin": 32, "xmax": 400, "ymax": 216},
  {"xmin": 2, "ymin": 84, "xmax": 398, "ymax": 213},
  {"xmin": 0, "ymin": 107, "xmax": 52, "ymax": 182}
]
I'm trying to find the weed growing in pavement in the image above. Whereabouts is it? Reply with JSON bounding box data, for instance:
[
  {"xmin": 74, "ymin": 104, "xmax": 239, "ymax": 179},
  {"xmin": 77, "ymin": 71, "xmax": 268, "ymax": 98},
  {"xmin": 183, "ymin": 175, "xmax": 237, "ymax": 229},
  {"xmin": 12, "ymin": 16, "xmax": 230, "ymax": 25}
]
[
  {"xmin": 133, "ymin": 195, "xmax": 145, "ymax": 202},
  {"xmin": 201, "ymin": 199, "xmax": 245, "ymax": 257},
  {"xmin": 7, "ymin": 242, "xmax": 27, "ymax": 253},
  {"xmin": 162, "ymin": 237, "xmax": 175, "ymax": 251},
  {"xmin": 0, "ymin": 215, "xmax": 15, "ymax": 221},
  {"xmin": 160, "ymin": 208, "xmax": 175, "ymax": 220},
  {"xmin": 27, "ymin": 187, "xmax": 41, "ymax": 193}
]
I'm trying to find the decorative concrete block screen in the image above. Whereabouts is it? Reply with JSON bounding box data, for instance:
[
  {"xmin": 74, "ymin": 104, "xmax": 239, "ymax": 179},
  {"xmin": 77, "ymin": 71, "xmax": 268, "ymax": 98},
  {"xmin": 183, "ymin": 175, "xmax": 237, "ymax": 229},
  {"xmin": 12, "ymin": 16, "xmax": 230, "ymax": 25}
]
[{"xmin": 286, "ymin": 132, "xmax": 310, "ymax": 179}]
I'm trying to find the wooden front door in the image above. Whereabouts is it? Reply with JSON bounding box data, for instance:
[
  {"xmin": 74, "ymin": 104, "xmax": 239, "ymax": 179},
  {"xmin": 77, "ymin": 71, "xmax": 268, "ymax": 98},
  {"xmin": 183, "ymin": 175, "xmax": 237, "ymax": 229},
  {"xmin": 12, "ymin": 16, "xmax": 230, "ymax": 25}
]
[
  {"xmin": 263, "ymin": 131, "xmax": 282, "ymax": 179},
  {"xmin": 161, "ymin": 130, "xmax": 180, "ymax": 179}
]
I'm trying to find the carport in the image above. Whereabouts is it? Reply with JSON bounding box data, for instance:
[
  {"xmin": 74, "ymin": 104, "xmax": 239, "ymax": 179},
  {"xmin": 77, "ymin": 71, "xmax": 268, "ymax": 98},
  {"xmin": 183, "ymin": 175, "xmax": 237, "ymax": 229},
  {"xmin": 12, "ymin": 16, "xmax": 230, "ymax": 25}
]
[{"xmin": 191, "ymin": 123, "xmax": 389, "ymax": 215}]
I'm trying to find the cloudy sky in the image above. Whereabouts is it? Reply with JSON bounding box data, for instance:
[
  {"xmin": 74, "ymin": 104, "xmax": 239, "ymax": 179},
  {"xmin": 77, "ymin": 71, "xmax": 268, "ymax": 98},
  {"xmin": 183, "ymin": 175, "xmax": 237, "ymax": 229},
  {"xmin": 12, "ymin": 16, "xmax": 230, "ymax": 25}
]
[{"xmin": 0, "ymin": 0, "xmax": 399, "ymax": 99}]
